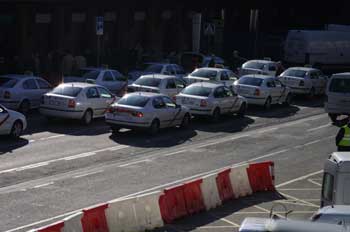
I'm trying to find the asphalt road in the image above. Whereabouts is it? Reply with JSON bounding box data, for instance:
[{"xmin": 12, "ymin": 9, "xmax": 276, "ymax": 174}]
[{"xmin": 0, "ymin": 97, "xmax": 337, "ymax": 232}]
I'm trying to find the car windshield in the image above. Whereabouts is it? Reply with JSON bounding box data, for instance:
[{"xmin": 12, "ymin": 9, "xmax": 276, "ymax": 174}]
[
  {"xmin": 283, "ymin": 69, "xmax": 307, "ymax": 78},
  {"xmin": 243, "ymin": 61, "xmax": 265, "ymax": 70},
  {"xmin": 329, "ymin": 78, "xmax": 350, "ymax": 93},
  {"xmin": 145, "ymin": 64, "xmax": 163, "ymax": 73},
  {"xmin": 118, "ymin": 95, "xmax": 149, "ymax": 107},
  {"xmin": 238, "ymin": 76, "xmax": 263, "ymax": 86},
  {"xmin": 81, "ymin": 70, "xmax": 100, "ymax": 80},
  {"xmin": 134, "ymin": 77, "xmax": 161, "ymax": 87},
  {"xmin": 51, "ymin": 86, "xmax": 82, "ymax": 97},
  {"xmin": 182, "ymin": 85, "xmax": 212, "ymax": 97},
  {"xmin": 315, "ymin": 214, "xmax": 350, "ymax": 225},
  {"xmin": 191, "ymin": 69, "xmax": 217, "ymax": 79},
  {"xmin": 0, "ymin": 77, "xmax": 17, "ymax": 88}
]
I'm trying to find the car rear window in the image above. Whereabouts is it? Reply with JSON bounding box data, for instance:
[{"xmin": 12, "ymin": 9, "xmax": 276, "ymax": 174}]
[
  {"xmin": 82, "ymin": 70, "xmax": 100, "ymax": 80},
  {"xmin": 145, "ymin": 64, "xmax": 163, "ymax": 73},
  {"xmin": 0, "ymin": 77, "xmax": 17, "ymax": 88},
  {"xmin": 134, "ymin": 77, "xmax": 161, "ymax": 87},
  {"xmin": 51, "ymin": 86, "xmax": 82, "ymax": 97},
  {"xmin": 329, "ymin": 78, "xmax": 350, "ymax": 93},
  {"xmin": 242, "ymin": 61, "xmax": 265, "ymax": 70},
  {"xmin": 283, "ymin": 69, "xmax": 307, "ymax": 78},
  {"xmin": 118, "ymin": 95, "xmax": 149, "ymax": 107},
  {"xmin": 182, "ymin": 85, "xmax": 212, "ymax": 97},
  {"xmin": 238, "ymin": 76, "xmax": 263, "ymax": 86},
  {"xmin": 191, "ymin": 69, "xmax": 217, "ymax": 79}
]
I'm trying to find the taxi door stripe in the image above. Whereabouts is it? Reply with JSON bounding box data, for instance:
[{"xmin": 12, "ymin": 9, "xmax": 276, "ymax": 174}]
[{"xmin": 0, "ymin": 114, "xmax": 10, "ymax": 127}]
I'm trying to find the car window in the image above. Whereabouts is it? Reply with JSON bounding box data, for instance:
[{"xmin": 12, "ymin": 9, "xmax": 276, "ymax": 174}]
[
  {"xmin": 0, "ymin": 77, "xmax": 17, "ymax": 88},
  {"xmin": 97, "ymin": 87, "xmax": 112, "ymax": 98},
  {"xmin": 223, "ymin": 87, "xmax": 233, "ymax": 97},
  {"xmin": 145, "ymin": 64, "xmax": 163, "ymax": 73},
  {"xmin": 166, "ymin": 79, "xmax": 176, "ymax": 89},
  {"xmin": 86, "ymin": 87, "xmax": 100, "ymax": 98},
  {"xmin": 191, "ymin": 69, "xmax": 218, "ymax": 79},
  {"xmin": 23, "ymin": 79, "xmax": 38, "ymax": 89},
  {"xmin": 269, "ymin": 65, "xmax": 276, "ymax": 71},
  {"xmin": 82, "ymin": 70, "xmax": 100, "ymax": 80},
  {"xmin": 103, "ymin": 71, "xmax": 115, "ymax": 81},
  {"xmin": 220, "ymin": 72, "xmax": 229, "ymax": 81},
  {"xmin": 118, "ymin": 95, "xmax": 149, "ymax": 107},
  {"xmin": 266, "ymin": 80, "xmax": 276, "ymax": 88},
  {"xmin": 51, "ymin": 86, "xmax": 82, "ymax": 97},
  {"xmin": 37, "ymin": 79, "xmax": 51, "ymax": 89},
  {"xmin": 282, "ymin": 69, "xmax": 307, "ymax": 78},
  {"xmin": 242, "ymin": 61, "xmax": 265, "ymax": 70},
  {"xmin": 238, "ymin": 76, "xmax": 263, "ymax": 86},
  {"xmin": 165, "ymin": 66, "xmax": 175, "ymax": 75},
  {"xmin": 174, "ymin": 65, "xmax": 185, "ymax": 75},
  {"xmin": 162, "ymin": 96, "xmax": 176, "ymax": 108},
  {"xmin": 182, "ymin": 86, "xmax": 212, "ymax": 97},
  {"xmin": 227, "ymin": 71, "xmax": 237, "ymax": 80},
  {"xmin": 112, "ymin": 71, "xmax": 126, "ymax": 81},
  {"xmin": 134, "ymin": 77, "xmax": 161, "ymax": 87},
  {"xmin": 152, "ymin": 97, "xmax": 166, "ymax": 109},
  {"xmin": 214, "ymin": 87, "xmax": 225, "ymax": 98},
  {"xmin": 322, "ymin": 173, "xmax": 334, "ymax": 202},
  {"xmin": 329, "ymin": 78, "xmax": 350, "ymax": 93},
  {"xmin": 274, "ymin": 79, "xmax": 282, "ymax": 87},
  {"xmin": 174, "ymin": 79, "xmax": 186, "ymax": 89}
]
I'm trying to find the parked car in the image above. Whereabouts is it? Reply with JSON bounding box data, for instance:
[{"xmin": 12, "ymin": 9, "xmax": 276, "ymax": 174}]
[
  {"xmin": 127, "ymin": 74, "xmax": 186, "ymax": 99},
  {"xmin": 180, "ymin": 52, "xmax": 227, "ymax": 73},
  {"xmin": 0, "ymin": 104, "xmax": 26, "ymax": 139},
  {"xmin": 325, "ymin": 73, "xmax": 350, "ymax": 122},
  {"xmin": 176, "ymin": 82, "xmax": 247, "ymax": 121},
  {"xmin": 184, "ymin": 67, "xmax": 238, "ymax": 86},
  {"xmin": 311, "ymin": 205, "xmax": 350, "ymax": 225},
  {"xmin": 105, "ymin": 92, "xmax": 191, "ymax": 134},
  {"xmin": 279, "ymin": 67, "xmax": 327, "ymax": 96},
  {"xmin": 233, "ymin": 74, "xmax": 292, "ymax": 109},
  {"xmin": 40, "ymin": 83, "xmax": 116, "ymax": 125},
  {"xmin": 127, "ymin": 63, "xmax": 186, "ymax": 84},
  {"xmin": 64, "ymin": 67, "xmax": 127, "ymax": 96},
  {"xmin": 239, "ymin": 60, "xmax": 278, "ymax": 77},
  {"xmin": 0, "ymin": 74, "xmax": 52, "ymax": 114}
]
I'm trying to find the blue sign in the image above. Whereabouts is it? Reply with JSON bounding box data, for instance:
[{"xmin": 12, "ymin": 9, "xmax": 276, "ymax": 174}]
[{"xmin": 96, "ymin": 16, "xmax": 104, "ymax": 35}]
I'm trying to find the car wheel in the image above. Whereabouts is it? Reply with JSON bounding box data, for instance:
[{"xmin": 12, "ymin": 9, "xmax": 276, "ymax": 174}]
[
  {"xmin": 82, "ymin": 109, "xmax": 93, "ymax": 125},
  {"xmin": 328, "ymin": 113, "xmax": 338, "ymax": 123},
  {"xmin": 283, "ymin": 93, "xmax": 292, "ymax": 106},
  {"xmin": 149, "ymin": 119, "xmax": 160, "ymax": 135},
  {"xmin": 237, "ymin": 103, "xmax": 247, "ymax": 118},
  {"xmin": 180, "ymin": 113, "xmax": 190, "ymax": 128},
  {"xmin": 10, "ymin": 120, "xmax": 23, "ymax": 139},
  {"xmin": 19, "ymin": 100, "xmax": 30, "ymax": 115},
  {"xmin": 212, "ymin": 108, "xmax": 221, "ymax": 122},
  {"xmin": 264, "ymin": 97, "xmax": 272, "ymax": 110}
]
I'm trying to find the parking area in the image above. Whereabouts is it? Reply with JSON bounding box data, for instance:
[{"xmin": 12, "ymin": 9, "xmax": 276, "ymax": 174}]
[{"xmin": 155, "ymin": 172, "xmax": 324, "ymax": 232}]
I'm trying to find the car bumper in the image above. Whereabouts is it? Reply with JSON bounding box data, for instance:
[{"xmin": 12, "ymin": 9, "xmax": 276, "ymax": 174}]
[
  {"xmin": 289, "ymin": 87, "xmax": 310, "ymax": 94},
  {"xmin": 325, "ymin": 103, "xmax": 350, "ymax": 114},
  {"xmin": 188, "ymin": 108, "xmax": 213, "ymax": 116},
  {"xmin": 105, "ymin": 115, "xmax": 151, "ymax": 129},
  {"xmin": 243, "ymin": 96, "xmax": 266, "ymax": 106},
  {"xmin": 40, "ymin": 107, "xmax": 84, "ymax": 119}
]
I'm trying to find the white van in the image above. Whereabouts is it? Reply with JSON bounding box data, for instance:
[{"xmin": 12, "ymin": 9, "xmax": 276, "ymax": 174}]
[
  {"xmin": 325, "ymin": 73, "xmax": 350, "ymax": 122},
  {"xmin": 321, "ymin": 152, "xmax": 350, "ymax": 207},
  {"xmin": 284, "ymin": 30, "xmax": 350, "ymax": 67}
]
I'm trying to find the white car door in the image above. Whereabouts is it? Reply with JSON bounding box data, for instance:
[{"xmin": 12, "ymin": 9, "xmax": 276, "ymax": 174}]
[
  {"xmin": 213, "ymin": 87, "xmax": 229, "ymax": 113},
  {"xmin": 36, "ymin": 78, "xmax": 52, "ymax": 98},
  {"xmin": 174, "ymin": 78, "xmax": 186, "ymax": 95},
  {"xmin": 274, "ymin": 79, "xmax": 287, "ymax": 103},
  {"xmin": 223, "ymin": 86, "xmax": 240, "ymax": 112},
  {"xmin": 85, "ymin": 87, "xmax": 104, "ymax": 116},
  {"xmin": 265, "ymin": 79, "xmax": 279, "ymax": 103},
  {"xmin": 162, "ymin": 96, "xmax": 182, "ymax": 127},
  {"xmin": 164, "ymin": 78, "xmax": 178, "ymax": 98},
  {"xmin": 22, "ymin": 78, "xmax": 41, "ymax": 108},
  {"xmin": 97, "ymin": 87, "xmax": 115, "ymax": 115},
  {"xmin": 0, "ymin": 105, "xmax": 11, "ymax": 134},
  {"xmin": 152, "ymin": 97, "xmax": 173, "ymax": 128}
]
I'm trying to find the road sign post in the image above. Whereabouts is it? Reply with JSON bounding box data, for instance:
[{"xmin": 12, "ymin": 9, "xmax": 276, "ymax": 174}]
[{"xmin": 96, "ymin": 16, "xmax": 104, "ymax": 67}]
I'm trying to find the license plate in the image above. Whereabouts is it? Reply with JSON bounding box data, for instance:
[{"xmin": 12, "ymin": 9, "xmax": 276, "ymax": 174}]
[
  {"xmin": 49, "ymin": 100, "xmax": 61, "ymax": 106},
  {"xmin": 182, "ymin": 98, "xmax": 194, "ymax": 105}
]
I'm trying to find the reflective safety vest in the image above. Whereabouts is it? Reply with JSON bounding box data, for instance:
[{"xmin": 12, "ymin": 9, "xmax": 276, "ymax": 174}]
[{"xmin": 339, "ymin": 125, "xmax": 350, "ymax": 147}]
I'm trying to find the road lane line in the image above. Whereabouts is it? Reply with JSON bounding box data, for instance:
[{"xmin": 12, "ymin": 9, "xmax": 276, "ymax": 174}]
[
  {"xmin": 253, "ymin": 205, "xmax": 284, "ymax": 218},
  {"xmin": 39, "ymin": 135, "xmax": 65, "ymax": 141},
  {"xmin": 73, "ymin": 170, "xmax": 104, "ymax": 179},
  {"xmin": 63, "ymin": 152, "xmax": 96, "ymax": 161},
  {"xmin": 307, "ymin": 123, "xmax": 331, "ymax": 132},
  {"xmin": 278, "ymin": 188, "xmax": 321, "ymax": 191},
  {"xmin": 278, "ymin": 191, "xmax": 319, "ymax": 208},
  {"xmin": 308, "ymin": 179, "xmax": 322, "ymax": 187},
  {"xmin": 118, "ymin": 159, "xmax": 151, "ymax": 167},
  {"xmin": 276, "ymin": 170, "xmax": 323, "ymax": 188},
  {"xmin": 303, "ymin": 139, "xmax": 321, "ymax": 146},
  {"xmin": 163, "ymin": 149, "xmax": 188, "ymax": 157},
  {"xmin": 248, "ymin": 149, "xmax": 289, "ymax": 162},
  {"xmin": 33, "ymin": 182, "xmax": 54, "ymax": 188},
  {"xmin": 15, "ymin": 162, "xmax": 49, "ymax": 172}
]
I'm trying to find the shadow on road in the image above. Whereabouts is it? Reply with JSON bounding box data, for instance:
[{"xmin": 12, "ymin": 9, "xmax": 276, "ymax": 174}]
[
  {"xmin": 247, "ymin": 105, "xmax": 300, "ymax": 119},
  {"xmin": 0, "ymin": 137, "xmax": 29, "ymax": 154},
  {"xmin": 154, "ymin": 191, "xmax": 285, "ymax": 232},
  {"xmin": 292, "ymin": 95, "xmax": 325, "ymax": 108}
]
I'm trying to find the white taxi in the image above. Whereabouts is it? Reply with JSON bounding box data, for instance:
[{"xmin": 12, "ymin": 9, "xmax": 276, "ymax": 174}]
[
  {"xmin": 40, "ymin": 83, "xmax": 116, "ymax": 125},
  {"xmin": 105, "ymin": 92, "xmax": 191, "ymax": 134},
  {"xmin": 0, "ymin": 104, "xmax": 27, "ymax": 139},
  {"xmin": 184, "ymin": 67, "xmax": 238, "ymax": 86},
  {"xmin": 127, "ymin": 74, "xmax": 186, "ymax": 98},
  {"xmin": 176, "ymin": 82, "xmax": 247, "ymax": 121},
  {"xmin": 239, "ymin": 60, "xmax": 278, "ymax": 77},
  {"xmin": 233, "ymin": 75, "xmax": 292, "ymax": 109},
  {"xmin": 279, "ymin": 67, "xmax": 327, "ymax": 96}
]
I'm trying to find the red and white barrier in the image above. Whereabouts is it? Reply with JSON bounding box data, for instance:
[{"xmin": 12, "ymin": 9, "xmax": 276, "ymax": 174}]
[{"xmin": 31, "ymin": 161, "xmax": 275, "ymax": 232}]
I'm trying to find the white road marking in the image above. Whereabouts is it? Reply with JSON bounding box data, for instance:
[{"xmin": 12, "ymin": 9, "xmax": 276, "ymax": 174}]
[
  {"xmin": 248, "ymin": 149, "xmax": 289, "ymax": 162},
  {"xmin": 73, "ymin": 170, "xmax": 104, "ymax": 179},
  {"xmin": 308, "ymin": 179, "xmax": 322, "ymax": 187},
  {"xmin": 278, "ymin": 191, "xmax": 320, "ymax": 208},
  {"xmin": 276, "ymin": 170, "xmax": 323, "ymax": 188},
  {"xmin": 15, "ymin": 162, "xmax": 49, "ymax": 172},
  {"xmin": 33, "ymin": 182, "xmax": 54, "ymax": 188},
  {"xmin": 198, "ymin": 226, "xmax": 238, "ymax": 229},
  {"xmin": 219, "ymin": 218, "xmax": 240, "ymax": 227},
  {"xmin": 307, "ymin": 123, "xmax": 331, "ymax": 132},
  {"xmin": 118, "ymin": 159, "xmax": 151, "ymax": 167},
  {"xmin": 253, "ymin": 205, "xmax": 284, "ymax": 218},
  {"xmin": 164, "ymin": 149, "xmax": 188, "ymax": 157},
  {"xmin": 39, "ymin": 135, "xmax": 65, "ymax": 141},
  {"xmin": 278, "ymin": 188, "xmax": 321, "ymax": 191},
  {"xmin": 29, "ymin": 140, "xmax": 35, "ymax": 143},
  {"xmin": 63, "ymin": 152, "xmax": 96, "ymax": 161},
  {"xmin": 303, "ymin": 139, "xmax": 321, "ymax": 146}
]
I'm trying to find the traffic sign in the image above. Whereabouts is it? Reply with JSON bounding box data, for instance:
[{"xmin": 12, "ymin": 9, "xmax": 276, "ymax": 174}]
[
  {"xmin": 204, "ymin": 23, "xmax": 215, "ymax": 36},
  {"xmin": 96, "ymin": 16, "xmax": 104, "ymax": 35}
]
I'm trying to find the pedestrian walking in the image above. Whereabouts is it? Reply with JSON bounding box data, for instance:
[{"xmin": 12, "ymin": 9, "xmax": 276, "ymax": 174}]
[{"xmin": 336, "ymin": 117, "xmax": 350, "ymax": 151}]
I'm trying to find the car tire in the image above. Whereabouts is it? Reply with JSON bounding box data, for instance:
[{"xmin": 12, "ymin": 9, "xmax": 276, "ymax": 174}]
[
  {"xmin": 283, "ymin": 93, "xmax": 292, "ymax": 106},
  {"xmin": 264, "ymin": 97, "xmax": 272, "ymax": 110},
  {"xmin": 10, "ymin": 120, "xmax": 23, "ymax": 139},
  {"xmin": 328, "ymin": 113, "xmax": 338, "ymax": 123},
  {"xmin": 19, "ymin": 100, "xmax": 30, "ymax": 115},
  {"xmin": 82, "ymin": 109, "xmax": 93, "ymax": 125},
  {"xmin": 212, "ymin": 108, "xmax": 221, "ymax": 122},
  {"xmin": 149, "ymin": 119, "xmax": 160, "ymax": 135},
  {"xmin": 180, "ymin": 113, "xmax": 190, "ymax": 128},
  {"xmin": 237, "ymin": 103, "xmax": 247, "ymax": 118}
]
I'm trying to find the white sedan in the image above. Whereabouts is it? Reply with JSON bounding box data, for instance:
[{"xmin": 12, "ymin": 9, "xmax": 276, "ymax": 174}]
[
  {"xmin": 233, "ymin": 75, "xmax": 292, "ymax": 109},
  {"xmin": 278, "ymin": 67, "xmax": 327, "ymax": 96},
  {"xmin": 176, "ymin": 82, "xmax": 247, "ymax": 121},
  {"xmin": 127, "ymin": 74, "xmax": 186, "ymax": 99},
  {"xmin": 40, "ymin": 83, "xmax": 116, "ymax": 125},
  {"xmin": 105, "ymin": 92, "xmax": 191, "ymax": 134},
  {"xmin": 239, "ymin": 60, "xmax": 278, "ymax": 77},
  {"xmin": 184, "ymin": 67, "xmax": 238, "ymax": 86},
  {"xmin": 0, "ymin": 104, "xmax": 27, "ymax": 139}
]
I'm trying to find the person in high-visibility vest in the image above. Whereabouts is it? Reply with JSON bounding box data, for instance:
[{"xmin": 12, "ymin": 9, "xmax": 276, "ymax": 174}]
[{"xmin": 336, "ymin": 117, "xmax": 350, "ymax": 151}]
